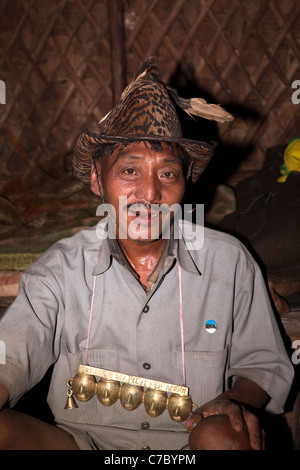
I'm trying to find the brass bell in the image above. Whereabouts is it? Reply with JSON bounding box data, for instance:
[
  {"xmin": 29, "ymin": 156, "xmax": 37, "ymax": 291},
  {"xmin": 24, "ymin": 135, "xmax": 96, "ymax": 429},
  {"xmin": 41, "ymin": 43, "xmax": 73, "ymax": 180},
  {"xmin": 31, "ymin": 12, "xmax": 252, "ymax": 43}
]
[
  {"xmin": 96, "ymin": 378, "xmax": 120, "ymax": 406},
  {"xmin": 71, "ymin": 371, "xmax": 97, "ymax": 402},
  {"xmin": 64, "ymin": 379, "xmax": 78, "ymax": 410},
  {"xmin": 144, "ymin": 389, "xmax": 168, "ymax": 418},
  {"xmin": 168, "ymin": 393, "xmax": 193, "ymax": 422},
  {"xmin": 120, "ymin": 383, "xmax": 144, "ymax": 411},
  {"xmin": 64, "ymin": 390, "xmax": 78, "ymax": 410}
]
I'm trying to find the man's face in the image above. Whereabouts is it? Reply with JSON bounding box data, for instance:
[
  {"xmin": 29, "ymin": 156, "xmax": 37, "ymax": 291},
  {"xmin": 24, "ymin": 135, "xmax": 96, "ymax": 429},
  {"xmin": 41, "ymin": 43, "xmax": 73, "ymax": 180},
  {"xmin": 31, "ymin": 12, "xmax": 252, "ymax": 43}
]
[{"xmin": 93, "ymin": 142, "xmax": 186, "ymax": 242}]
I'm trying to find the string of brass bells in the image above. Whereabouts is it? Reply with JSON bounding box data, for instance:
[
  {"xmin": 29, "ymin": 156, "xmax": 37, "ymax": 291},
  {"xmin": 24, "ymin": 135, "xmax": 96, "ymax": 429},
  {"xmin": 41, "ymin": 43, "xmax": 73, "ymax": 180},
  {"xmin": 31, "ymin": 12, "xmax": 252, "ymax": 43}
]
[{"xmin": 65, "ymin": 364, "xmax": 196, "ymax": 422}]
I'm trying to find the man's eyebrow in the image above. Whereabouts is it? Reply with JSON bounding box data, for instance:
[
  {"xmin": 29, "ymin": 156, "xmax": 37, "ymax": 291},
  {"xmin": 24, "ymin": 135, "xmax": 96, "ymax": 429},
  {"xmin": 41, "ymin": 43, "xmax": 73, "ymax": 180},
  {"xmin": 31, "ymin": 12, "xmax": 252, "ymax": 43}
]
[
  {"xmin": 162, "ymin": 158, "xmax": 182, "ymax": 164},
  {"xmin": 112, "ymin": 153, "xmax": 182, "ymax": 166},
  {"xmin": 110, "ymin": 153, "xmax": 140, "ymax": 166}
]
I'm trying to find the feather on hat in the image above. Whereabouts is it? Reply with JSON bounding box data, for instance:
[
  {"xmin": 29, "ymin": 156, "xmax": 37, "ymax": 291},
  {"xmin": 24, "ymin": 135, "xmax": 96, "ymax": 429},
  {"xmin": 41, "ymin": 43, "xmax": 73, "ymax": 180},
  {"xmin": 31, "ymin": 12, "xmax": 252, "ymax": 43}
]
[{"xmin": 73, "ymin": 58, "xmax": 234, "ymax": 185}]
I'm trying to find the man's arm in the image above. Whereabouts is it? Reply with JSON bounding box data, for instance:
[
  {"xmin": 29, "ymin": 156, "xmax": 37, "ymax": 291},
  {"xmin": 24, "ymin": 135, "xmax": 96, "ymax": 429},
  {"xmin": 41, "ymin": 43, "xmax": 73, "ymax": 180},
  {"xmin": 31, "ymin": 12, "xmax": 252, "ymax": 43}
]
[
  {"xmin": 214, "ymin": 375, "xmax": 270, "ymax": 411},
  {"xmin": 186, "ymin": 376, "xmax": 270, "ymax": 450}
]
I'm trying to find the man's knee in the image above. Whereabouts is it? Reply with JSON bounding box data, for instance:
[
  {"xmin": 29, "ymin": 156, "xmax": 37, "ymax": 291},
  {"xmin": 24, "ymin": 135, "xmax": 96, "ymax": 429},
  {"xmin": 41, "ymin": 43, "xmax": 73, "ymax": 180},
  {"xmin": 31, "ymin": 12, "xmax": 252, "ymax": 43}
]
[
  {"xmin": 0, "ymin": 408, "xmax": 79, "ymax": 450},
  {"xmin": 0, "ymin": 408, "xmax": 17, "ymax": 449},
  {"xmin": 189, "ymin": 414, "xmax": 252, "ymax": 450}
]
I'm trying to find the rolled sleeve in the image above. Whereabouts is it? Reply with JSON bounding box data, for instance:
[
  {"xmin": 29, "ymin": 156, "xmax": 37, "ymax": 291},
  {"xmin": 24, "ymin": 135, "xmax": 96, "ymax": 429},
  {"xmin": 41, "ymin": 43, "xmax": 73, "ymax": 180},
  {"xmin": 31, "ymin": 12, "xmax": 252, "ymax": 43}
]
[
  {"xmin": 0, "ymin": 264, "xmax": 63, "ymax": 406},
  {"xmin": 227, "ymin": 259, "xmax": 294, "ymax": 413}
]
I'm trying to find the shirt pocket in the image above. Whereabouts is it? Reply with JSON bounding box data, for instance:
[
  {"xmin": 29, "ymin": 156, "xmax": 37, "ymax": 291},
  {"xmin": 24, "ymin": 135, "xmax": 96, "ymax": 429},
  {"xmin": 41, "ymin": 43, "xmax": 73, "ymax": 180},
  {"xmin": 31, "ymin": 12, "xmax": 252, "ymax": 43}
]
[{"xmin": 175, "ymin": 348, "xmax": 229, "ymax": 408}]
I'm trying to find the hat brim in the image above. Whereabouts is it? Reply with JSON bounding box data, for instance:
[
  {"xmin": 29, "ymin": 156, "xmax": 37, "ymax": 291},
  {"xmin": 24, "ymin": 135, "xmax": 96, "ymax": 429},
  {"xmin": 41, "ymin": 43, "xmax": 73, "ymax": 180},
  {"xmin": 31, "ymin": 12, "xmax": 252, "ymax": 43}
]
[{"xmin": 73, "ymin": 129, "xmax": 217, "ymax": 185}]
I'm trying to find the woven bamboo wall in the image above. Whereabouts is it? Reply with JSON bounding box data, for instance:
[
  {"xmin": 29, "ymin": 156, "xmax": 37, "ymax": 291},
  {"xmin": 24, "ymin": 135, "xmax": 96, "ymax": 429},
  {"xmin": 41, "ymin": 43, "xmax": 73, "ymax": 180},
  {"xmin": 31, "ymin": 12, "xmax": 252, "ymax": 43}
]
[{"xmin": 0, "ymin": 0, "xmax": 299, "ymax": 183}]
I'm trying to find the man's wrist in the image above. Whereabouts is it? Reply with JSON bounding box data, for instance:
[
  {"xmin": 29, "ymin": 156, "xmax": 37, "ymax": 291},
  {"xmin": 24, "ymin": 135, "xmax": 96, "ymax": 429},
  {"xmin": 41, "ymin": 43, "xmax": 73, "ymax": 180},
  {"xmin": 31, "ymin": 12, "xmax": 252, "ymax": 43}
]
[{"xmin": 220, "ymin": 376, "xmax": 270, "ymax": 410}]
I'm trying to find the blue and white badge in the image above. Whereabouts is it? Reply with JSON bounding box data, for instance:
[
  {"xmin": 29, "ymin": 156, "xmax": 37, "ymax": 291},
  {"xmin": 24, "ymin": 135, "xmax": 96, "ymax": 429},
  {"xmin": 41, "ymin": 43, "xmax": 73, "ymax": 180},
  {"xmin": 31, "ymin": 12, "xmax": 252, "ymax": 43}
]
[{"xmin": 205, "ymin": 319, "xmax": 217, "ymax": 334}]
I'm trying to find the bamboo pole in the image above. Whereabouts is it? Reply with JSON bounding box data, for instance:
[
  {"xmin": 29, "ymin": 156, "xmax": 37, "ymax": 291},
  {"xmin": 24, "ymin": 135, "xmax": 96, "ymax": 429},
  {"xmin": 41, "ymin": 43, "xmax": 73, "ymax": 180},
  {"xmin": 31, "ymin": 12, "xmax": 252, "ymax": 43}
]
[{"xmin": 107, "ymin": 0, "xmax": 126, "ymax": 105}]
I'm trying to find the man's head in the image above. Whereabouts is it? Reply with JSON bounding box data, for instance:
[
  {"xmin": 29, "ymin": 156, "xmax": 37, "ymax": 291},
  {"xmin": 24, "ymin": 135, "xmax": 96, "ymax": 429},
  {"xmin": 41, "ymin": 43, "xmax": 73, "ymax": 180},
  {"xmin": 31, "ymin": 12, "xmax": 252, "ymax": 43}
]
[
  {"xmin": 73, "ymin": 57, "xmax": 233, "ymax": 191},
  {"xmin": 91, "ymin": 140, "xmax": 187, "ymax": 242}
]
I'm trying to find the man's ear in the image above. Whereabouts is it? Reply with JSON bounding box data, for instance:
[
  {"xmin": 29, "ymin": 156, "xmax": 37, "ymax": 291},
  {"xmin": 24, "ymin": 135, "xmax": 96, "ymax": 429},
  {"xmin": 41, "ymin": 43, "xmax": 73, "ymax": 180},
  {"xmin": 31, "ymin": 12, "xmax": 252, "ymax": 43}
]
[{"xmin": 90, "ymin": 164, "xmax": 102, "ymax": 196}]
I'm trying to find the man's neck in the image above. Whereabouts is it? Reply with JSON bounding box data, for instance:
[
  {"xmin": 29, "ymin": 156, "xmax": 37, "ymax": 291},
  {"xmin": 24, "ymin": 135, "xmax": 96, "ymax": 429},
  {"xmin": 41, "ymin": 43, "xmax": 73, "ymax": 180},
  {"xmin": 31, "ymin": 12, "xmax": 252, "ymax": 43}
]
[
  {"xmin": 118, "ymin": 236, "xmax": 166, "ymax": 262},
  {"xmin": 117, "ymin": 237, "xmax": 167, "ymax": 287}
]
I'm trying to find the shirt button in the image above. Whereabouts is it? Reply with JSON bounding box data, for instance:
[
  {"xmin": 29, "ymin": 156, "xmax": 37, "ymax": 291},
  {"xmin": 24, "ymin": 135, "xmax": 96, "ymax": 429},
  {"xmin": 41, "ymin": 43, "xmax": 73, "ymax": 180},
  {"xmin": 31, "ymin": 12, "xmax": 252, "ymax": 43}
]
[
  {"xmin": 141, "ymin": 422, "xmax": 150, "ymax": 430},
  {"xmin": 142, "ymin": 445, "xmax": 151, "ymax": 450},
  {"xmin": 142, "ymin": 305, "xmax": 150, "ymax": 313},
  {"xmin": 143, "ymin": 362, "xmax": 151, "ymax": 370}
]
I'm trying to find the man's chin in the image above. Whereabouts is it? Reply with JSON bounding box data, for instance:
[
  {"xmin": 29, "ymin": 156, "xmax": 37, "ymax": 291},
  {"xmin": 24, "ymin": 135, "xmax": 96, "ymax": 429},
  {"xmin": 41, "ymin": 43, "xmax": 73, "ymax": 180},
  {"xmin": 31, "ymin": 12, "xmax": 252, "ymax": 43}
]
[
  {"xmin": 127, "ymin": 227, "xmax": 161, "ymax": 243},
  {"xmin": 129, "ymin": 238, "xmax": 160, "ymax": 245},
  {"xmin": 129, "ymin": 222, "xmax": 173, "ymax": 242}
]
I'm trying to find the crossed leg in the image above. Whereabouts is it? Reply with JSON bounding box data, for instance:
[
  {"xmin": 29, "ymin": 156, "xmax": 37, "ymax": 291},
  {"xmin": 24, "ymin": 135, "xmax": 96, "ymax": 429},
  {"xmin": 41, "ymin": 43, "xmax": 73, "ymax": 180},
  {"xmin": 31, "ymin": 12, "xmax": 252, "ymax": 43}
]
[{"xmin": 0, "ymin": 408, "xmax": 80, "ymax": 450}]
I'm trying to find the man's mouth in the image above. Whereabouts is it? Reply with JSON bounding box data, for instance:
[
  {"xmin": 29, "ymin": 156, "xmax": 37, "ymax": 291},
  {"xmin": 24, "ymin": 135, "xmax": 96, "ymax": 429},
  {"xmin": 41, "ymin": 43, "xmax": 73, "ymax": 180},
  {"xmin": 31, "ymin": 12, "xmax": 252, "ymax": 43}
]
[
  {"xmin": 127, "ymin": 204, "xmax": 161, "ymax": 222},
  {"xmin": 116, "ymin": 201, "xmax": 175, "ymax": 240}
]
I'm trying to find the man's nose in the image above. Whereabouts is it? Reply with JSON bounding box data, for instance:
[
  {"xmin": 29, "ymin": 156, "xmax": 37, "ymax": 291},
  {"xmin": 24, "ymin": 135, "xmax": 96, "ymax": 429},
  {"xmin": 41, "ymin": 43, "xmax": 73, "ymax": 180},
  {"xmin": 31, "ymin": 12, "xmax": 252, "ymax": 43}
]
[{"xmin": 134, "ymin": 174, "xmax": 162, "ymax": 203}]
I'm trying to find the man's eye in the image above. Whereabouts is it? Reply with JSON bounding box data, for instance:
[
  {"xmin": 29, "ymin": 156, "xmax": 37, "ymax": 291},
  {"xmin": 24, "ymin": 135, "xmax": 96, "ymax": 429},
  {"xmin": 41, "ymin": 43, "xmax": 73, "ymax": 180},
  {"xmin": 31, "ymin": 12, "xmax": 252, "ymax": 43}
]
[
  {"xmin": 162, "ymin": 171, "xmax": 175, "ymax": 178},
  {"xmin": 124, "ymin": 168, "xmax": 136, "ymax": 175}
]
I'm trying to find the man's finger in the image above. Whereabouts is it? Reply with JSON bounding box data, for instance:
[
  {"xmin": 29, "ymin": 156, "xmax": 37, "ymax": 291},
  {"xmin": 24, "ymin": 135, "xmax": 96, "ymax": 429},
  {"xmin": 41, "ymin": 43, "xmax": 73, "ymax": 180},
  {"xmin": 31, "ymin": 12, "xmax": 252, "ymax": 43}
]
[
  {"xmin": 185, "ymin": 410, "xmax": 204, "ymax": 431},
  {"xmin": 223, "ymin": 402, "xmax": 245, "ymax": 432},
  {"xmin": 243, "ymin": 410, "xmax": 262, "ymax": 449}
]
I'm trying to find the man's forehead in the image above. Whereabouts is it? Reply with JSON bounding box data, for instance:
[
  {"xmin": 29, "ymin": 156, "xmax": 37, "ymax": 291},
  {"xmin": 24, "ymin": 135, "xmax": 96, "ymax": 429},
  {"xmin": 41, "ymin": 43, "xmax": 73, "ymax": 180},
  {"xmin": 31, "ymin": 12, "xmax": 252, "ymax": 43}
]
[{"xmin": 109, "ymin": 141, "xmax": 183, "ymax": 166}]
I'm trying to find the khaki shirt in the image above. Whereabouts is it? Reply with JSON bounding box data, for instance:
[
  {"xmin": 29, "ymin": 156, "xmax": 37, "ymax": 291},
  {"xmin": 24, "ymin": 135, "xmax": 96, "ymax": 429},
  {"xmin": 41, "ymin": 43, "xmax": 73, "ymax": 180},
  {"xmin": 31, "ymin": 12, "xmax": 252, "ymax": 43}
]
[{"xmin": 0, "ymin": 221, "xmax": 294, "ymax": 450}]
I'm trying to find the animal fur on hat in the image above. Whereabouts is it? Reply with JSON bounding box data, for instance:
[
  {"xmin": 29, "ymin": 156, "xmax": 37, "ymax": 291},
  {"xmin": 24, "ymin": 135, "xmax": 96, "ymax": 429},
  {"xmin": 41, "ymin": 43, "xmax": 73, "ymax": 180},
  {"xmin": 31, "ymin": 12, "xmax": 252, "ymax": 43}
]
[{"xmin": 73, "ymin": 58, "xmax": 234, "ymax": 185}]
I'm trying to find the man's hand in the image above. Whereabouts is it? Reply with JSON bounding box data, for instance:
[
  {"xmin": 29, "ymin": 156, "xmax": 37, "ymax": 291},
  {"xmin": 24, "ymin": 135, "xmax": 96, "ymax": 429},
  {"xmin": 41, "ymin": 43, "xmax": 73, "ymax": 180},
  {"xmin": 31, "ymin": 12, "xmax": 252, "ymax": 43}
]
[
  {"xmin": 186, "ymin": 376, "xmax": 269, "ymax": 450},
  {"xmin": 186, "ymin": 397, "xmax": 263, "ymax": 449}
]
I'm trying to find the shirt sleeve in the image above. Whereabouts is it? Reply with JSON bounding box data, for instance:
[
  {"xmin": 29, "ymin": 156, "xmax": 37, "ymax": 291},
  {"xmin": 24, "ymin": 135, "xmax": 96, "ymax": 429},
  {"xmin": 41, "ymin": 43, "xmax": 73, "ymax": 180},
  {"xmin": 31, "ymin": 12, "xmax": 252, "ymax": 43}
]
[
  {"xmin": 0, "ymin": 262, "xmax": 64, "ymax": 407},
  {"xmin": 227, "ymin": 250, "xmax": 295, "ymax": 414}
]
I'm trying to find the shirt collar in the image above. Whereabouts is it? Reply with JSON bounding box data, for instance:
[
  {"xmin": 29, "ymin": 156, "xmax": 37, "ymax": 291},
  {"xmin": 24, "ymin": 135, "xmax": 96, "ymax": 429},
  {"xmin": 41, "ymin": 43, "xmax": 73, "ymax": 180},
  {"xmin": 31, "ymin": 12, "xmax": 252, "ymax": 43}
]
[
  {"xmin": 176, "ymin": 236, "xmax": 201, "ymax": 275},
  {"xmin": 92, "ymin": 236, "xmax": 112, "ymax": 276},
  {"xmin": 92, "ymin": 220, "xmax": 201, "ymax": 277}
]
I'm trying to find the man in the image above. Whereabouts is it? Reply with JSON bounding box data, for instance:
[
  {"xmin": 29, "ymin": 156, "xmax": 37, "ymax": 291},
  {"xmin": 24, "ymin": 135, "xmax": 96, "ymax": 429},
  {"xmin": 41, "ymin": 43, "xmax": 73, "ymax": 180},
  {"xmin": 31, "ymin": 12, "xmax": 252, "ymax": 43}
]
[{"xmin": 0, "ymin": 59, "xmax": 294, "ymax": 450}]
